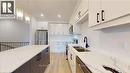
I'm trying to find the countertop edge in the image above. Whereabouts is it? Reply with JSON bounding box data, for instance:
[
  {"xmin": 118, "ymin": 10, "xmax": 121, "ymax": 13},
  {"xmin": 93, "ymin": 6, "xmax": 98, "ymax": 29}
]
[{"xmin": 0, "ymin": 45, "xmax": 49, "ymax": 73}]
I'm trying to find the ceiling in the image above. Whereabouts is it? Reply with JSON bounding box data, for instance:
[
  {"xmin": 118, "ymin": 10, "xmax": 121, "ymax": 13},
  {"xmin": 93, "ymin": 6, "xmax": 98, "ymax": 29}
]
[{"xmin": 16, "ymin": 0, "xmax": 78, "ymax": 22}]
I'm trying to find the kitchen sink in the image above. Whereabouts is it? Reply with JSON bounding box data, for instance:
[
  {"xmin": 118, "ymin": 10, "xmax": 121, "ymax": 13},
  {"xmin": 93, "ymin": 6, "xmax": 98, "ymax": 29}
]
[
  {"xmin": 73, "ymin": 46, "xmax": 90, "ymax": 52},
  {"xmin": 103, "ymin": 65, "xmax": 120, "ymax": 73}
]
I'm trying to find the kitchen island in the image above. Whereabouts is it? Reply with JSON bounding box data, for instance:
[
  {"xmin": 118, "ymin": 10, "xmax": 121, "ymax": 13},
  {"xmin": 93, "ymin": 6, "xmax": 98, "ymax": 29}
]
[{"xmin": 0, "ymin": 45, "xmax": 50, "ymax": 73}]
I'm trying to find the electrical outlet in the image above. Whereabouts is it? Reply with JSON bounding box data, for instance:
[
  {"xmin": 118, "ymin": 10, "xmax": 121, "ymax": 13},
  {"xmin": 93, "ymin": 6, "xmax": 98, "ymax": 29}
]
[
  {"xmin": 123, "ymin": 41, "xmax": 130, "ymax": 51},
  {"xmin": 110, "ymin": 56, "xmax": 116, "ymax": 65},
  {"xmin": 128, "ymin": 65, "xmax": 130, "ymax": 70},
  {"xmin": 124, "ymin": 42, "xmax": 128, "ymax": 50}
]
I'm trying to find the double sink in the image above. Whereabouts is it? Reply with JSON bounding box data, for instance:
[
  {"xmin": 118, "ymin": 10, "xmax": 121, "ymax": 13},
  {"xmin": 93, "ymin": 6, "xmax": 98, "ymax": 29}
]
[{"xmin": 73, "ymin": 46, "xmax": 121, "ymax": 73}]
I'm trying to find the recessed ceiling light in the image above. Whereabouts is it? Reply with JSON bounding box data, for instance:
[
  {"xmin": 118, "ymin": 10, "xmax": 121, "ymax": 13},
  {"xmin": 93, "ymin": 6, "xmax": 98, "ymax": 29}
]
[
  {"xmin": 25, "ymin": 16, "xmax": 30, "ymax": 22},
  {"xmin": 57, "ymin": 14, "xmax": 61, "ymax": 18},
  {"xmin": 16, "ymin": 9, "xmax": 23, "ymax": 18},
  {"xmin": 41, "ymin": 13, "xmax": 44, "ymax": 17}
]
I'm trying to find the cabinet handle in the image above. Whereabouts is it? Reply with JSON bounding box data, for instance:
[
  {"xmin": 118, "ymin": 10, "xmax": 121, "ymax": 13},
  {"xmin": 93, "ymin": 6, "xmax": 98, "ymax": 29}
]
[
  {"xmin": 78, "ymin": 11, "xmax": 81, "ymax": 19},
  {"xmin": 101, "ymin": 10, "xmax": 105, "ymax": 21},
  {"xmin": 97, "ymin": 13, "xmax": 100, "ymax": 23},
  {"xmin": 36, "ymin": 53, "xmax": 42, "ymax": 61},
  {"xmin": 70, "ymin": 54, "xmax": 72, "ymax": 60},
  {"xmin": 45, "ymin": 49, "xmax": 49, "ymax": 54}
]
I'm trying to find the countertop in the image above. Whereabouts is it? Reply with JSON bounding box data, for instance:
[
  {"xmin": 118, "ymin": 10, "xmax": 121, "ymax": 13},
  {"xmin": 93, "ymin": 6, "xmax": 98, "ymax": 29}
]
[
  {"xmin": 77, "ymin": 52, "xmax": 120, "ymax": 73},
  {"xmin": 68, "ymin": 44, "xmax": 130, "ymax": 73},
  {"xmin": 0, "ymin": 45, "xmax": 49, "ymax": 73}
]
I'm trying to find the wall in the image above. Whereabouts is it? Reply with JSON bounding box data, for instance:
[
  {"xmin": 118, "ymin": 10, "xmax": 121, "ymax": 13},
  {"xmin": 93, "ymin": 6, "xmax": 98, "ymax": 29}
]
[
  {"xmin": 0, "ymin": 19, "xmax": 30, "ymax": 42},
  {"xmin": 31, "ymin": 22, "xmax": 72, "ymax": 53},
  {"xmin": 30, "ymin": 17, "xmax": 37, "ymax": 44},
  {"xmin": 99, "ymin": 24, "xmax": 130, "ymax": 62},
  {"xmin": 79, "ymin": 20, "xmax": 101, "ymax": 49},
  {"xmin": 49, "ymin": 24, "xmax": 72, "ymax": 53},
  {"xmin": 79, "ymin": 20, "xmax": 130, "ymax": 63},
  {"xmin": 0, "ymin": 18, "xmax": 48, "ymax": 44},
  {"xmin": 30, "ymin": 19, "xmax": 48, "ymax": 44},
  {"xmin": 37, "ymin": 22, "xmax": 48, "ymax": 30},
  {"xmin": 49, "ymin": 23, "xmax": 69, "ymax": 35}
]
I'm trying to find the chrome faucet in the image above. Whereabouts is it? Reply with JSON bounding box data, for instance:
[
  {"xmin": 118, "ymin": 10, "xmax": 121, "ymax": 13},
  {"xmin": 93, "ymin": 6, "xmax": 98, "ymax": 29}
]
[{"xmin": 84, "ymin": 36, "xmax": 89, "ymax": 48}]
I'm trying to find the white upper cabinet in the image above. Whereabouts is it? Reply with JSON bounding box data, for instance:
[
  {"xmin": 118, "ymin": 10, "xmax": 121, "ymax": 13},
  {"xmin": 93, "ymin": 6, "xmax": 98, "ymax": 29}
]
[
  {"xmin": 89, "ymin": 0, "xmax": 130, "ymax": 27},
  {"xmin": 69, "ymin": 0, "xmax": 88, "ymax": 25},
  {"xmin": 73, "ymin": 24, "xmax": 80, "ymax": 34},
  {"xmin": 89, "ymin": 0, "xmax": 101, "ymax": 27},
  {"xmin": 101, "ymin": 0, "xmax": 130, "ymax": 22},
  {"xmin": 79, "ymin": 0, "xmax": 88, "ymax": 17}
]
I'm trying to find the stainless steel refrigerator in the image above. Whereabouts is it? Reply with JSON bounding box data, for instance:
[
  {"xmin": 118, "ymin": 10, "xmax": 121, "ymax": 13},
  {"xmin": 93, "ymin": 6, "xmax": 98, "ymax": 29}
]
[{"xmin": 35, "ymin": 30, "xmax": 48, "ymax": 45}]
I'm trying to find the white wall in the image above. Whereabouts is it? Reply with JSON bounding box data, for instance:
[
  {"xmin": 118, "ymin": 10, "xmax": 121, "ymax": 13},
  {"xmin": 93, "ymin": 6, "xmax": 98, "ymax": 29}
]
[
  {"xmin": 79, "ymin": 20, "xmax": 101, "ymax": 49},
  {"xmin": 0, "ymin": 18, "xmax": 48, "ymax": 44},
  {"xmin": 79, "ymin": 20, "xmax": 130, "ymax": 63},
  {"xmin": 31, "ymin": 22, "xmax": 72, "ymax": 53},
  {"xmin": 0, "ymin": 19, "xmax": 30, "ymax": 42},
  {"xmin": 49, "ymin": 24, "xmax": 72, "ymax": 53},
  {"xmin": 99, "ymin": 24, "xmax": 130, "ymax": 61},
  {"xmin": 30, "ymin": 17, "xmax": 37, "ymax": 44},
  {"xmin": 30, "ymin": 19, "xmax": 48, "ymax": 44},
  {"xmin": 37, "ymin": 22, "xmax": 48, "ymax": 30},
  {"xmin": 49, "ymin": 24, "xmax": 69, "ymax": 35}
]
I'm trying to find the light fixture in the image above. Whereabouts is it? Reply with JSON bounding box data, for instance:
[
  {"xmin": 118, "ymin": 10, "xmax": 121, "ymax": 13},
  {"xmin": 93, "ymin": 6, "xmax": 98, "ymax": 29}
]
[
  {"xmin": 57, "ymin": 14, "xmax": 61, "ymax": 18},
  {"xmin": 25, "ymin": 16, "xmax": 30, "ymax": 22},
  {"xmin": 16, "ymin": 9, "xmax": 23, "ymax": 18},
  {"xmin": 41, "ymin": 13, "xmax": 44, "ymax": 17}
]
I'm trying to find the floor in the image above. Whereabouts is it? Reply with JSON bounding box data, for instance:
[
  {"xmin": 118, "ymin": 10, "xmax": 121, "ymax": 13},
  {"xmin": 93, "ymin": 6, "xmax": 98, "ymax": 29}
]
[{"xmin": 44, "ymin": 53, "xmax": 71, "ymax": 73}]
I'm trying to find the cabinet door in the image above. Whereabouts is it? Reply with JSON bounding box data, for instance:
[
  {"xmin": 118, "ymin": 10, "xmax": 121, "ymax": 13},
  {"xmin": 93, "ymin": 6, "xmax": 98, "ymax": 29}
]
[
  {"xmin": 89, "ymin": 0, "xmax": 101, "ymax": 27},
  {"xmin": 68, "ymin": 48, "xmax": 73, "ymax": 73},
  {"xmin": 30, "ymin": 54, "xmax": 41, "ymax": 73},
  {"xmin": 40, "ymin": 50, "xmax": 47, "ymax": 73},
  {"xmin": 42, "ymin": 48, "xmax": 50, "ymax": 67},
  {"xmin": 101, "ymin": 0, "xmax": 130, "ymax": 22},
  {"xmin": 13, "ymin": 61, "xmax": 30, "ymax": 73},
  {"xmin": 71, "ymin": 51, "xmax": 76, "ymax": 73},
  {"xmin": 45, "ymin": 48, "xmax": 50, "ymax": 64},
  {"xmin": 73, "ymin": 12, "xmax": 80, "ymax": 24},
  {"xmin": 39, "ymin": 47, "xmax": 50, "ymax": 73},
  {"xmin": 73, "ymin": 24, "xmax": 80, "ymax": 34}
]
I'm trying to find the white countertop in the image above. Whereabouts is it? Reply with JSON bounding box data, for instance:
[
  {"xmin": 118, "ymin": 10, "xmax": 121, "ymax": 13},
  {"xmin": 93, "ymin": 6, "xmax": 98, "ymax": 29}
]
[
  {"xmin": 69, "ymin": 44, "xmax": 130, "ymax": 73},
  {"xmin": 0, "ymin": 45, "xmax": 49, "ymax": 73},
  {"xmin": 77, "ymin": 52, "xmax": 119, "ymax": 73}
]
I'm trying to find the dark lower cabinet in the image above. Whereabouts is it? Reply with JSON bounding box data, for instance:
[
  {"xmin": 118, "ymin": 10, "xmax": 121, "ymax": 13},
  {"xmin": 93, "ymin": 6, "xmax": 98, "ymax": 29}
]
[
  {"xmin": 43, "ymin": 47, "xmax": 50, "ymax": 66},
  {"xmin": 30, "ymin": 53, "xmax": 42, "ymax": 73},
  {"xmin": 13, "ymin": 47, "xmax": 50, "ymax": 73},
  {"xmin": 39, "ymin": 47, "xmax": 50, "ymax": 73},
  {"xmin": 13, "ymin": 61, "xmax": 30, "ymax": 73}
]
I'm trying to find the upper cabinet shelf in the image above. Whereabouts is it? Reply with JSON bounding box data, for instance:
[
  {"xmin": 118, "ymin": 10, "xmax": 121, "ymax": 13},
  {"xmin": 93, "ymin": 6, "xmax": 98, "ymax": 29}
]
[
  {"xmin": 70, "ymin": 0, "xmax": 130, "ymax": 30},
  {"xmin": 89, "ymin": 0, "xmax": 130, "ymax": 29},
  {"xmin": 69, "ymin": 0, "xmax": 89, "ymax": 25},
  {"xmin": 76, "ymin": 10, "xmax": 88, "ymax": 24}
]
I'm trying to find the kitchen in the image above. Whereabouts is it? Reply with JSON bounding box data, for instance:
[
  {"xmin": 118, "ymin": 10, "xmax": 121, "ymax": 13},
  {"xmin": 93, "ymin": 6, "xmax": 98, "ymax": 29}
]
[{"xmin": 0, "ymin": 0, "xmax": 130, "ymax": 73}]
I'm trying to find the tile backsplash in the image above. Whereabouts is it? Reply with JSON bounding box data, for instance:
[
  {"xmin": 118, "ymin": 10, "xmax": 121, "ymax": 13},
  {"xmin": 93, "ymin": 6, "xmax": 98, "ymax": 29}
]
[{"xmin": 79, "ymin": 20, "xmax": 130, "ymax": 64}]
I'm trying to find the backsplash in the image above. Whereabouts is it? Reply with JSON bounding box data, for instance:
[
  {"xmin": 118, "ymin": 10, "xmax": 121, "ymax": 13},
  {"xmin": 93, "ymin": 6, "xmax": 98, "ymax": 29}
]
[
  {"xmin": 99, "ymin": 24, "xmax": 130, "ymax": 63},
  {"xmin": 79, "ymin": 20, "xmax": 130, "ymax": 64}
]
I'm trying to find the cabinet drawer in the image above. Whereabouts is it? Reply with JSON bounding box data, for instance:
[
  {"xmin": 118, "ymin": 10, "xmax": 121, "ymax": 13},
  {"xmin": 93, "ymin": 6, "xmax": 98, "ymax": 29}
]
[
  {"xmin": 30, "ymin": 53, "xmax": 42, "ymax": 73},
  {"xmin": 76, "ymin": 56, "xmax": 92, "ymax": 73}
]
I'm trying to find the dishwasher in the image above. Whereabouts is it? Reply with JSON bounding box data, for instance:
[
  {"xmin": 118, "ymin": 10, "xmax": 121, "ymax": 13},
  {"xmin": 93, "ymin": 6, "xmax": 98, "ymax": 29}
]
[{"xmin": 76, "ymin": 56, "xmax": 92, "ymax": 73}]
